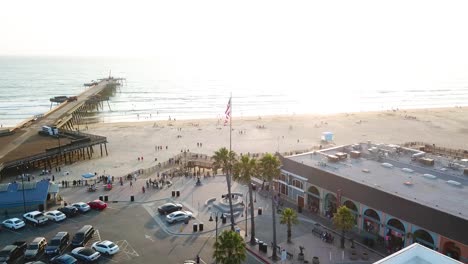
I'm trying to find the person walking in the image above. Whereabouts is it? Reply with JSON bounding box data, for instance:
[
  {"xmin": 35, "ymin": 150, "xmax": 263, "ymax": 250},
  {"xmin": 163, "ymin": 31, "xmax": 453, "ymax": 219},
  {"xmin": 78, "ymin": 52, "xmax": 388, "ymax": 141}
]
[
  {"xmin": 142, "ymin": 186, "xmax": 145, "ymax": 193},
  {"xmin": 130, "ymin": 181, "xmax": 133, "ymax": 188}
]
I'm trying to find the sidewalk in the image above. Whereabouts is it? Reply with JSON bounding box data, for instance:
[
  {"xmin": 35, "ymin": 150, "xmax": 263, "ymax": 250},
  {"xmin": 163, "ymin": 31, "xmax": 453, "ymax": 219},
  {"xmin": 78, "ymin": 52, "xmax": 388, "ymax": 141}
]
[{"xmin": 279, "ymin": 198, "xmax": 388, "ymax": 258}]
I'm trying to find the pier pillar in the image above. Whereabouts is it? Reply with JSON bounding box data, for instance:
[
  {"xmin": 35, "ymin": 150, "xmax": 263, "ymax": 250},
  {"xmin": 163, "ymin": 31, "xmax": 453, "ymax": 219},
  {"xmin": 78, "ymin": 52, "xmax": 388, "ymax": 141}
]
[
  {"xmin": 100, "ymin": 144, "xmax": 103, "ymax": 157},
  {"xmin": 104, "ymin": 143, "xmax": 108, "ymax": 156}
]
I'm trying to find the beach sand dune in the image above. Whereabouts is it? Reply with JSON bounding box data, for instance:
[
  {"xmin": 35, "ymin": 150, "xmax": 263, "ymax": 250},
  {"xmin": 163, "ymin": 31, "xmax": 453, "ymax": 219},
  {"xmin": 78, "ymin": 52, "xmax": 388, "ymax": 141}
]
[{"xmin": 51, "ymin": 107, "xmax": 468, "ymax": 179}]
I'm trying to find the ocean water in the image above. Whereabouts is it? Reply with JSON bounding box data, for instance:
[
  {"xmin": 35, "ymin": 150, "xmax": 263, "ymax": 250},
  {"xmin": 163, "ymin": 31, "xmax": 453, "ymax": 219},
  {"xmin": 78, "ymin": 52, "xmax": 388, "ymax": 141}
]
[{"xmin": 1, "ymin": 56, "xmax": 468, "ymax": 127}]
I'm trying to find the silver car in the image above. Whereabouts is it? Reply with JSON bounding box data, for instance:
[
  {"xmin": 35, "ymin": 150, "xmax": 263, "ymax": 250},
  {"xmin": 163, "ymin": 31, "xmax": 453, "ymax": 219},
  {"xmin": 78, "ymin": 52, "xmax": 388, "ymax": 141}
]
[{"xmin": 166, "ymin": 211, "xmax": 193, "ymax": 224}]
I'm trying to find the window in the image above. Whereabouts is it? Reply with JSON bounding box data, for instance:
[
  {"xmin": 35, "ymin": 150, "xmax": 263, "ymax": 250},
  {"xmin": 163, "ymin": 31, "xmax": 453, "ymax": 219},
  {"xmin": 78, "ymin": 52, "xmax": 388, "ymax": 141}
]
[{"xmin": 292, "ymin": 179, "xmax": 303, "ymax": 189}]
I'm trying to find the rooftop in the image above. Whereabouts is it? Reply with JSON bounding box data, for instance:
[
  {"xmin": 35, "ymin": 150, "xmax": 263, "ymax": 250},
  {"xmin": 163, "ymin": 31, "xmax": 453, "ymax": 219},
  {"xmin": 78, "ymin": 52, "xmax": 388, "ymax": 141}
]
[
  {"xmin": 374, "ymin": 243, "xmax": 462, "ymax": 264},
  {"xmin": 288, "ymin": 142, "xmax": 468, "ymax": 220},
  {"xmin": 0, "ymin": 180, "xmax": 51, "ymax": 208}
]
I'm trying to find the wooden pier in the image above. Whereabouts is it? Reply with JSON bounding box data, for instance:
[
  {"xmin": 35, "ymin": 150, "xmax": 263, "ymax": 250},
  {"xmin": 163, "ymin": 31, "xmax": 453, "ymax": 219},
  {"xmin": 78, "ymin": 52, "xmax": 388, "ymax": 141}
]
[{"xmin": 0, "ymin": 77, "xmax": 124, "ymax": 180}]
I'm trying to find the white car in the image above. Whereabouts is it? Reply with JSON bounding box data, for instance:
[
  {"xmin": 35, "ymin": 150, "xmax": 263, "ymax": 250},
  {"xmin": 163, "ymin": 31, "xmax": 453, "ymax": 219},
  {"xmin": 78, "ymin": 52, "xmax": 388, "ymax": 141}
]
[
  {"xmin": 2, "ymin": 218, "xmax": 25, "ymax": 229},
  {"xmin": 23, "ymin": 211, "xmax": 48, "ymax": 226},
  {"xmin": 70, "ymin": 247, "xmax": 101, "ymax": 262},
  {"xmin": 72, "ymin": 202, "xmax": 91, "ymax": 213},
  {"xmin": 166, "ymin": 211, "xmax": 193, "ymax": 224},
  {"xmin": 44, "ymin": 210, "xmax": 67, "ymax": 222},
  {"xmin": 92, "ymin": 240, "xmax": 120, "ymax": 255}
]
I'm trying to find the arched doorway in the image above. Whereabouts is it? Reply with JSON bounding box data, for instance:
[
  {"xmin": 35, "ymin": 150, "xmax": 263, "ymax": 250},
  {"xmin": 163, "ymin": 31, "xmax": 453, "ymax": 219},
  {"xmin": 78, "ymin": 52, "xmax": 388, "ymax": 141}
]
[
  {"xmin": 324, "ymin": 193, "xmax": 337, "ymax": 218},
  {"xmin": 306, "ymin": 186, "xmax": 320, "ymax": 214},
  {"xmin": 386, "ymin": 218, "xmax": 405, "ymax": 253},
  {"xmin": 343, "ymin": 200, "xmax": 358, "ymax": 225},
  {"xmin": 413, "ymin": 229, "xmax": 435, "ymax": 249},
  {"xmin": 443, "ymin": 242, "xmax": 461, "ymax": 260},
  {"xmin": 363, "ymin": 209, "xmax": 380, "ymax": 235}
]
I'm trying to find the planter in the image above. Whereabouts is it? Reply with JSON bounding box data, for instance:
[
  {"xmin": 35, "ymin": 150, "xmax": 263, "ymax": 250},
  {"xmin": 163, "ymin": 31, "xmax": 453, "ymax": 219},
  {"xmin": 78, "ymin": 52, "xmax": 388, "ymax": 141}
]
[
  {"xmin": 350, "ymin": 252, "xmax": 358, "ymax": 260},
  {"xmin": 362, "ymin": 252, "xmax": 369, "ymax": 260},
  {"xmin": 350, "ymin": 245, "xmax": 357, "ymax": 254},
  {"xmin": 312, "ymin": 256, "xmax": 320, "ymax": 264}
]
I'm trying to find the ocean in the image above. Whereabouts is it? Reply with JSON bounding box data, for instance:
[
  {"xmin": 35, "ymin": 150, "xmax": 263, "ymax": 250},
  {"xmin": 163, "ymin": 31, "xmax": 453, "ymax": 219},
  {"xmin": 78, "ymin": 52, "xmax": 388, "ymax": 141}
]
[{"xmin": 1, "ymin": 56, "xmax": 468, "ymax": 127}]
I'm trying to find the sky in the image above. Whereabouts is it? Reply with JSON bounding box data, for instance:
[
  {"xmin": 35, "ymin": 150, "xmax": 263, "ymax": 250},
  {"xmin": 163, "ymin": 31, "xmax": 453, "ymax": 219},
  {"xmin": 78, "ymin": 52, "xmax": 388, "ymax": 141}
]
[{"xmin": 1, "ymin": 0, "xmax": 468, "ymax": 93}]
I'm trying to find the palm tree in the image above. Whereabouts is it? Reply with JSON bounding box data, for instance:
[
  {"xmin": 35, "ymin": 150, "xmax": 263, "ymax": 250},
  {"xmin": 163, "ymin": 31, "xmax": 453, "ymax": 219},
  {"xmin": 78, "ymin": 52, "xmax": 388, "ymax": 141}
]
[
  {"xmin": 333, "ymin": 205, "xmax": 355, "ymax": 248},
  {"xmin": 213, "ymin": 230, "xmax": 246, "ymax": 264},
  {"xmin": 280, "ymin": 207, "xmax": 298, "ymax": 243},
  {"xmin": 212, "ymin": 147, "xmax": 237, "ymax": 230},
  {"xmin": 233, "ymin": 155, "xmax": 257, "ymax": 245},
  {"xmin": 258, "ymin": 153, "xmax": 281, "ymax": 260}
]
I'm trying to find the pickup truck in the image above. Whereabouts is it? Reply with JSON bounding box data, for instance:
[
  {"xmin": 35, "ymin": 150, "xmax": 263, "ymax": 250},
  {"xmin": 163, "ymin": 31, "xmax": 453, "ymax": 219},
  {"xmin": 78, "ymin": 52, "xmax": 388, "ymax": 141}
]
[
  {"xmin": 0, "ymin": 241, "xmax": 26, "ymax": 263},
  {"xmin": 23, "ymin": 211, "xmax": 48, "ymax": 226}
]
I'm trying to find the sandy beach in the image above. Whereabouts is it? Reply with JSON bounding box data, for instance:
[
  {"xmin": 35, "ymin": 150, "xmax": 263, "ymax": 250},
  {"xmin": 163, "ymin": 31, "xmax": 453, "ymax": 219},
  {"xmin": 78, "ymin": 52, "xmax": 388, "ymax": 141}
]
[{"xmin": 47, "ymin": 106, "xmax": 468, "ymax": 180}]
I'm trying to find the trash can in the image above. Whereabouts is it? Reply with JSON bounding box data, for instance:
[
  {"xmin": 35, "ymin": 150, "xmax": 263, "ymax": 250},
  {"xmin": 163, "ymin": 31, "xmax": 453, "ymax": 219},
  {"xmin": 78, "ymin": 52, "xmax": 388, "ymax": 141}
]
[
  {"xmin": 99, "ymin": 195, "xmax": 103, "ymax": 201},
  {"xmin": 172, "ymin": 191, "xmax": 175, "ymax": 197},
  {"xmin": 222, "ymin": 215, "xmax": 227, "ymax": 224},
  {"xmin": 258, "ymin": 241, "xmax": 263, "ymax": 252},
  {"xmin": 298, "ymin": 206, "xmax": 303, "ymax": 213},
  {"xmin": 258, "ymin": 207, "xmax": 262, "ymax": 215},
  {"xmin": 199, "ymin": 223, "xmax": 204, "ymax": 231},
  {"xmin": 131, "ymin": 195, "xmax": 134, "ymax": 202},
  {"xmin": 176, "ymin": 191, "xmax": 180, "ymax": 197},
  {"xmin": 262, "ymin": 242, "xmax": 268, "ymax": 254},
  {"xmin": 193, "ymin": 223, "xmax": 198, "ymax": 232},
  {"xmin": 104, "ymin": 196, "xmax": 108, "ymax": 202}
]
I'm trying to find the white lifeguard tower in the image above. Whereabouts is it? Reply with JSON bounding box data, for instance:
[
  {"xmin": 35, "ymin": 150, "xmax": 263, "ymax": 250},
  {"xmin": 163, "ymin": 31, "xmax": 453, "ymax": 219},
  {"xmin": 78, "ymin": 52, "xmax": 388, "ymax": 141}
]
[{"xmin": 321, "ymin": 132, "xmax": 334, "ymax": 142}]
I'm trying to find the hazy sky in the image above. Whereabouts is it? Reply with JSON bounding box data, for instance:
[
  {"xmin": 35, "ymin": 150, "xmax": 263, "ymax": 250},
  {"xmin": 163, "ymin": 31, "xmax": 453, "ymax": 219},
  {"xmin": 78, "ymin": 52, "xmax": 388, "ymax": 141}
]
[{"xmin": 2, "ymin": 0, "xmax": 468, "ymax": 92}]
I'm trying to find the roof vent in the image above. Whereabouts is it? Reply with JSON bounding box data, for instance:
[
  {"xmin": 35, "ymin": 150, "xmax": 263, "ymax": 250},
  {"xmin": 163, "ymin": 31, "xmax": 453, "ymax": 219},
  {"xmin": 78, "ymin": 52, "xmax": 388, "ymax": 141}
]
[
  {"xmin": 362, "ymin": 169, "xmax": 370, "ymax": 173},
  {"xmin": 423, "ymin": 174, "xmax": 437, "ymax": 179},
  {"xmin": 335, "ymin": 152, "xmax": 348, "ymax": 160},
  {"xmin": 350, "ymin": 151, "xmax": 361, "ymax": 158},
  {"xmin": 381, "ymin": 163, "xmax": 393, "ymax": 168},
  {"xmin": 327, "ymin": 155, "xmax": 339, "ymax": 162},
  {"xmin": 447, "ymin": 180, "xmax": 461, "ymax": 186},
  {"xmin": 402, "ymin": 168, "xmax": 414, "ymax": 173}
]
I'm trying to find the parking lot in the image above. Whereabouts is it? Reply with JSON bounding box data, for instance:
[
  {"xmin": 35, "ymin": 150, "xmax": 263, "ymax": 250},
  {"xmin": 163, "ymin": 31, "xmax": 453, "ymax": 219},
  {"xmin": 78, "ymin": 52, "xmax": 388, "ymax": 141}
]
[{"xmin": 0, "ymin": 201, "xmax": 215, "ymax": 263}]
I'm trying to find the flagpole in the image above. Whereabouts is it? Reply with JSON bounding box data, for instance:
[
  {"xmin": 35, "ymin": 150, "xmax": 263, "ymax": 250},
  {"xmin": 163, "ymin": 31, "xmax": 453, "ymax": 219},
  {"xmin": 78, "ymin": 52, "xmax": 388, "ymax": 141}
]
[{"xmin": 228, "ymin": 93, "xmax": 235, "ymax": 230}]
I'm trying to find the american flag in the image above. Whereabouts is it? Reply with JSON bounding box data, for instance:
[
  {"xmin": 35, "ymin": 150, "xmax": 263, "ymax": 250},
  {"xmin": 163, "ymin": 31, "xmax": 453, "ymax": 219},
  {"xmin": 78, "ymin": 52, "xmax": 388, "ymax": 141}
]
[{"xmin": 224, "ymin": 97, "xmax": 231, "ymax": 126}]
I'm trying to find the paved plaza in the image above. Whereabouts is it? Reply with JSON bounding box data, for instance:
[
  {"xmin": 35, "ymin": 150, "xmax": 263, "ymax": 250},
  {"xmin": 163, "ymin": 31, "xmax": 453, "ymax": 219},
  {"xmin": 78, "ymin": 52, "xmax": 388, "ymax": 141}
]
[{"xmin": 0, "ymin": 170, "xmax": 386, "ymax": 263}]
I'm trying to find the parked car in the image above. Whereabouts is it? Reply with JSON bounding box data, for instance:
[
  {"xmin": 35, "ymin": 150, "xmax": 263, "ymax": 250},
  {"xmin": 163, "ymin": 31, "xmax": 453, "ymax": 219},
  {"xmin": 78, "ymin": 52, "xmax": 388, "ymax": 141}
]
[
  {"xmin": 158, "ymin": 202, "xmax": 183, "ymax": 215},
  {"xmin": 25, "ymin": 261, "xmax": 47, "ymax": 264},
  {"xmin": 87, "ymin": 200, "xmax": 107, "ymax": 210},
  {"xmin": 71, "ymin": 225, "xmax": 94, "ymax": 247},
  {"xmin": 23, "ymin": 211, "xmax": 48, "ymax": 226},
  {"xmin": 91, "ymin": 240, "xmax": 119, "ymax": 255},
  {"xmin": 0, "ymin": 241, "xmax": 26, "ymax": 263},
  {"xmin": 70, "ymin": 247, "xmax": 101, "ymax": 262},
  {"xmin": 2, "ymin": 218, "xmax": 25, "ymax": 229},
  {"xmin": 166, "ymin": 211, "xmax": 193, "ymax": 224},
  {"xmin": 71, "ymin": 202, "xmax": 90, "ymax": 213},
  {"xmin": 45, "ymin": 232, "xmax": 69, "ymax": 256},
  {"xmin": 57, "ymin": 206, "xmax": 79, "ymax": 217},
  {"xmin": 50, "ymin": 254, "xmax": 77, "ymax": 264},
  {"xmin": 24, "ymin": 237, "xmax": 47, "ymax": 260},
  {"xmin": 44, "ymin": 210, "xmax": 67, "ymax": 222}
]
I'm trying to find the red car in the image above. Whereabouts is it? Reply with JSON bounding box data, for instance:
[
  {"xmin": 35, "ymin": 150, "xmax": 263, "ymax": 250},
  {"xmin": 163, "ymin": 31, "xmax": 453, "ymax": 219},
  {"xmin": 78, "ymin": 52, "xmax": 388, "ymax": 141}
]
[{"xmin": 87, "ymin": 200, "xmax": 107, "ymax": 210}]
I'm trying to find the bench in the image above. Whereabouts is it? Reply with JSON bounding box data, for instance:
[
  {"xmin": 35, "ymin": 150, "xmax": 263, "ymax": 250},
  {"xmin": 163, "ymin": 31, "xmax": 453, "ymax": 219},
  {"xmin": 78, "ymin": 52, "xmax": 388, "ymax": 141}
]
[
  {"xmin": 224, "ymin": 211, "xmax": 241, "ymax": 218},
  {"xmin": 205, "ymin": 198, "xmax": 216, "ymax": 206}
]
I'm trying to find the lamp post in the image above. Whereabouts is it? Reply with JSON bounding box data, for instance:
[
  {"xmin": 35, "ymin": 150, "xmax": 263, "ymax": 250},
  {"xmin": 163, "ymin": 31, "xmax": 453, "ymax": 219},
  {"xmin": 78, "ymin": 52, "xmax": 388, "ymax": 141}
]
[
  {"xmin": 209, "ymin": 212, "xmax": 220, "ymax": 243},
  {"xmin": 209, "ymin": 211, "xmax": 220, "ymax": 264}
]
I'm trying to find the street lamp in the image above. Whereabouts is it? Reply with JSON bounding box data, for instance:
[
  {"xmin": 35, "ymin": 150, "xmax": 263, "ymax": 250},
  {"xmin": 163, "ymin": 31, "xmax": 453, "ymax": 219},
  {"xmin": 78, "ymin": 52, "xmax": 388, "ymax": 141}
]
[{"xmin": 209, "ymin": 211, "xmax": 221, "ymax": 264}]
